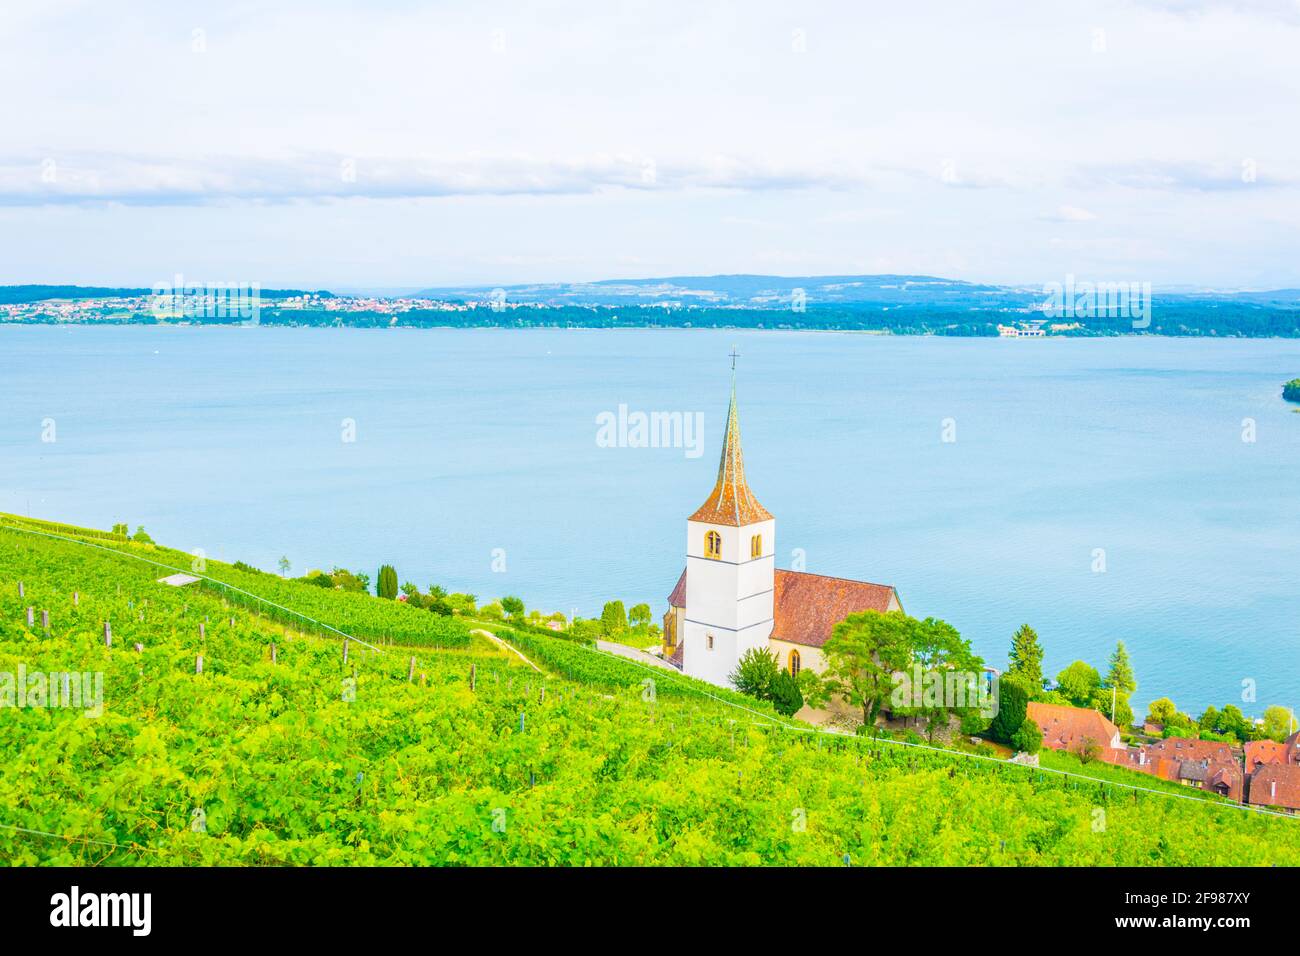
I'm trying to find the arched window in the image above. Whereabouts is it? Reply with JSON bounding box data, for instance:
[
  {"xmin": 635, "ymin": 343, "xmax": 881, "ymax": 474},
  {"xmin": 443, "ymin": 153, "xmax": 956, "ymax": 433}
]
[
  {"xmin": 789, "ymin": 649, "xmax": 801, "ymax": 677},
  {"xmin": 750, "ymin": 534, "xmax": 762, "ymax": 559},
  {"xmin": 704, "ymin": 530, "xmax": 722, "ymax": 559}
]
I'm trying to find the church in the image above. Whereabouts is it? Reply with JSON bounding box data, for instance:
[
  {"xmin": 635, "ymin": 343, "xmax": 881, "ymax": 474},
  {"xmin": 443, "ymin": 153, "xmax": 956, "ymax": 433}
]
[{"xmin": 662, "ymin": 373, "xmax": 903, "ymax": 688}]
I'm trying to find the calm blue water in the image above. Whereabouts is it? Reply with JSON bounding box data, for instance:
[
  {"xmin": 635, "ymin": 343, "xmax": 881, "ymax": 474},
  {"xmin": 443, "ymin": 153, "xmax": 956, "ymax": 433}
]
[{"xmin": 2, "ymin": 325, "xmax": 1297, "ymax": 717}]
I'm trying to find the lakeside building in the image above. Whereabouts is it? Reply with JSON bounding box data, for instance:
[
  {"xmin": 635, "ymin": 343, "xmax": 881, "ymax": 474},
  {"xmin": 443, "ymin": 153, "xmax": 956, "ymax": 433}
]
[{"xmin": 661, "ymin": 374, "xmax": 900, "ymax": 690}]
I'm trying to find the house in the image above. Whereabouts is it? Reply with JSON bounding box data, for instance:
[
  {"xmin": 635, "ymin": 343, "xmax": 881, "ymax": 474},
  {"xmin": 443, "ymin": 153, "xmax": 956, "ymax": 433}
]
[
  {"xmin": 1099, "ymin": 736, "xmax": 1245, "ymax": 801},
  {"xmin": 1026, "ymin": 701, "xmax": 1123, "ymax": 754},
  {"xmin": 1247, "ymin": 764, "xmax": 1300, "ymax": 811},
  {"xmin": 1244, "ymin": 739, "xmax": 1286, "ymax": 774},
  {"xmin": 1245, "ymin": 731, "xmax": 1300, "ymax": 811},
  {"xmin": 661, "ymin": 372, "xmax": 901, "ymax": 689}
]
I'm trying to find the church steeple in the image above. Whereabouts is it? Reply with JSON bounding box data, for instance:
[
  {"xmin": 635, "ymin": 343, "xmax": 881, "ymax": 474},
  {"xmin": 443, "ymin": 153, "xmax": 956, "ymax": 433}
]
[{"xmin": 689, "ymin": 362, "xmax": 772, "ymax": 527}]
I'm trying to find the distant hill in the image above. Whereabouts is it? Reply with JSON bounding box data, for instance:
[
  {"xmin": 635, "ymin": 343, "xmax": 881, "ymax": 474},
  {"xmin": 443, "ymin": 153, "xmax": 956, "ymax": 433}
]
[
  {"xmin": 415, "ymin": 273, "xmax": 1039, "ymax": 309},
  {"xmin": 0, "ymin": 285, "xmax": 332, "ymax": 305}
]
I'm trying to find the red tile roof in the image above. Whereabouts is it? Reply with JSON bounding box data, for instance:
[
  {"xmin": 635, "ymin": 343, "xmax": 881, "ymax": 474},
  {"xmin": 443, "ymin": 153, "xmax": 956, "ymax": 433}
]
[
  {"xmin": 667, "ymin": 568, "xmax": 687, "ymax": 608},
  {"xmin": 665, "ymin": 567, "xmax": 899, "ymax": 649},
  {"xmin": 1248, "ymin": 763, "xmax": 1300, "ymax": 810},
  {"xmin": 771, "ymin": 570, "xmax": 899, "ymax": 648},
  {"xmin": 1027, "ymin": 702, "xmax": 1122, "ymax": 753},
  {"xmin": 688, "ymin": 384, "xmax": 772, "ymax": 527},
  {"xmin": 1245, "ymin": 739, "xmax": 1285, "ymax": 775}
]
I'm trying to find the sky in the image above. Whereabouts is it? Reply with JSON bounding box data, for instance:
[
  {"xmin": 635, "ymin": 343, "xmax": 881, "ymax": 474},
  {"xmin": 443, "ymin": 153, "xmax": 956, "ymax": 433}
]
[{"xmin": 2, "ymin": 0, "xmax": 1299, "ymax": 290}]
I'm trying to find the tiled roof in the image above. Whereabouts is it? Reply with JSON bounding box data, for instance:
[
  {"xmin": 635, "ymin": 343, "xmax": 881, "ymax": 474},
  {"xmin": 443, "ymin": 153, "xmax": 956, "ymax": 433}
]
[
  {"xmin": 1248, "ymin": 763, "xmax": 1300, "ymax": 809},
  {"xmin": 688, "ymin": 383, "xmax": 772, "ymax": 527},
  {"xmin": 771, "ymin": 570, "xmax": 899, "ymax": 648},
  {"xmin": 665, "ymin": 567, "xmax": 899, "ymax": 650},
  {"xmin": 1179, "ymin": 760, "xmax": 1209, "ymax": 782},
  {"xmin": 1144, "ymin": 737, "xmax": 1238, "ymax": 764},
  {"xmin": 667, "ymin": 568, "xmax": 687, "ymax": 607},
  {"xmin": 1027, "ymin": 702, "xmax": 1121, "ymax": 751},
  {"xmin": 1245, "ymin": 739, "xmax": 1285, "ymax": 774}
]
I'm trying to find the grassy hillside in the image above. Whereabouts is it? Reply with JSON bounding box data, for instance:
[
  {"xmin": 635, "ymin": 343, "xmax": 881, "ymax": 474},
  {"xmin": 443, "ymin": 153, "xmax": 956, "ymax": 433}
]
[{"xmin": 1, "ymin": 519, "xmax": 1297, "ymax": 865}]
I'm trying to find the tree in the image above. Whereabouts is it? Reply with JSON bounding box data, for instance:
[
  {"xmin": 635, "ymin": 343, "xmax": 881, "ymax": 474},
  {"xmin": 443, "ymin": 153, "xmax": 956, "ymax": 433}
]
[
  {"xmin": 570, "ymin": 618, "xmax": 603, "ymax": 642},
  {"xmin": 600, "ymin": 600, "xmax": 628, "ymax": 636},
  {"xmin": 428, "ymin": 585, "xmax": 448, "ymax": 600},
  {"xmin": 1146, "ymin": 697, "xmax": 1177, "ymax": 726},
  {"xmin": 401, "ymin": 581, "xmax": 420, "ymax": 599},
  {"xmin": 1006, "ymin": 624, "xmax": 1044, "ymax": 693},
  {"xmin": 1216, "ymin": 705, "xmax": 1249, "ymax": 743},
  {"xmin": 730, "ymin": 647, "xmax": 779, "ymax": 700},
  {"xmin": 628, "ymin": 603, "xmax": 652, "ymax": 629},
  {"xmin": 1011, "ymin": 718, "xmax": 1043, "ymax": 755},
  {"xmin": 376, "ymin": 564, "xmax": 399, "ymax": 600},
  {"xmin": 111, "ymin": 523, "xmax": 128, "ymax": 537},
  {"xmin": 769, "ymin": 671, "xmax": 804, "ymax": 717},
  {"xmin": 1198, "ymin": 705, "xmax": 1220, "ymax": 733},
  {"xmin": 821, "ymin": 611, "xmax": 913, "ymax": 728},
  {"xmin": 1262, "ymin": 705, "xmax": 1296, "ymax": 741},
  {"xmin": 132, "ymin": 526, "xmax": 154, "ymax": 544},
  {"xmin": 1079, "ymin": 737, "xmax": 1103, "ymax": 764},
  {"xmin": 278, "ymin": 556, "xmax": 291, "ymax": 577},
  {"xmin": 1105, "ymin": 641, "xmax": 1136, "ymax": 696},
  {"xmin": 500, "ymin": 595, "xmax": 525, "ymax": 620},
  {"xmin": 1056, "ymin": 661, "xmax": 1101, "ymax": 707},
  {"xmin": 894, "ymin": 616, "xmax": 984, "ymax": 742},
  {"xmin": 989, "ymin": 677, "xmax": 1030, "ymax": 744},
  {"xmin": 1091, "ymin": 688, "xmax": 1134, "ymax": 729},
  {"xmin": 446, "ymin": 593, "xmax": 477, "ymax": 616}
]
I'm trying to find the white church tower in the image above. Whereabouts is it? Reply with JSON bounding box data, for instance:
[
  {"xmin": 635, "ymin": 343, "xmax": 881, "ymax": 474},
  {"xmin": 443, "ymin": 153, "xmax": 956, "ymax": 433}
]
[{"xmin": 681, "ymin": 370, "xmax": 776, "ymax": 687}]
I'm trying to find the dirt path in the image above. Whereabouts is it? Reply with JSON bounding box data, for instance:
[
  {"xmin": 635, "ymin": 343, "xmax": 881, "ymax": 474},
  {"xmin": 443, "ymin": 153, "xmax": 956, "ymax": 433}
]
[{"xmin": 470, "ymin": 628, "xmax": 544, "ymax": 674}]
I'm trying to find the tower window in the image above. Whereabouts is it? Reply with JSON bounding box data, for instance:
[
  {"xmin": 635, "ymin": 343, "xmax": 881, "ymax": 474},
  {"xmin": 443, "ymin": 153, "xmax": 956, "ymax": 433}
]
[
  {"xmin": 704, "ymin": 530, "xmax": 722, "ymax": 559},
  {"xmin": 750, "ymin": 534, "xmax": 762, "ymax": 559},
  {"xmin": 789, "ymin": 649, "xmax": 801, "ymax": 677},
  {"xmin": 706, "ymin": 633, "xmax": 714, "ymax": 650}
]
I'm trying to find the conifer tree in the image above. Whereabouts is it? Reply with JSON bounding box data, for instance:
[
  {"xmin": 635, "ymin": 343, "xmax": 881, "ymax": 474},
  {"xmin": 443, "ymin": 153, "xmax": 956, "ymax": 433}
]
[
  {"xmin": 377, "ymin": 564, "xmax": 399, "ymax": 599},
  {"xmin": 1105, "ymin": 640, "xmax": 1136, "ymax": 695},
  {"xmin": 1006, "ymin": 624, "xmax": 1044, "ymax": 692}
]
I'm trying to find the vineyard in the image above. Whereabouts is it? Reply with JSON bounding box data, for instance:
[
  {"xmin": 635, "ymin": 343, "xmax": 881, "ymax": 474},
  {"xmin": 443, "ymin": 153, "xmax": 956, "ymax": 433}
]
[{"xmin": 1, "ymin": 520, "xmax": 1298, "ymax": 865}]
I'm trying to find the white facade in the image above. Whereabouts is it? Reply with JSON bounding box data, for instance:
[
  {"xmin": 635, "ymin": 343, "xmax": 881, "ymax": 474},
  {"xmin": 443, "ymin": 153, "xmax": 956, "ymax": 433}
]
[{"xmin": 682, "ymin": 517, "xmax": 775, "ymax": 687}]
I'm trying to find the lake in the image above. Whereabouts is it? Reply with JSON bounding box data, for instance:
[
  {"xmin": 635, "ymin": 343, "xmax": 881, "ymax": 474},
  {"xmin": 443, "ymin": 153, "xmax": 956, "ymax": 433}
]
[{"xmin": 2, "ymin": 324, "xmax": 1297, "ymax": 718}]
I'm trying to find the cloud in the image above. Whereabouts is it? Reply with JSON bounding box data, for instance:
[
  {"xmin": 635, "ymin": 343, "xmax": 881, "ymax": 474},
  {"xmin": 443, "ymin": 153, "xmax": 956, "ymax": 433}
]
[
  {"xmin": 1042, "ymin": 205, "xmax": 1100, "ymax": 222},
  {"xmin": 0, "ymin": 152, "xmax": 889, "ymax": 207}
]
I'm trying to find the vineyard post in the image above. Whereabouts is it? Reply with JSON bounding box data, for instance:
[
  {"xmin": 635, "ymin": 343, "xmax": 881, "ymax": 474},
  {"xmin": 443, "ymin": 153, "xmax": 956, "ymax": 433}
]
[
  {"xmin": 408, "ymin": 656, "xmax": 416, "ymax": 682},
  {"xmin": 134, "ymin": 642, "xmax": 143, "ymax": 653},
  {"xmin": 520, "ymin": 712, "xmax": 525, "ymax": 733},
  {"xmin": 17, "ymin": 582, "xmax": 23, "ymax": 598},
  {"xmin": 343, "ymin": 639, "xmax": 350, "ymax": 665},
  {"xmin": 470, "ymin": 662, "xmax": 476, "ymax": 691},
  {"xmin": 196, "ymin": 654, "xmax": 204, "ymax": 674},
  {"xmin": 41, "ymin": 609, "xmax": 49, "ymax": 633},
  {"xmin": 199, "ymin": 622, "xmax": 206, "ymax": 640},
  {"xmin": 103, "ymin": 621, "xmax": 112, "ymax": 647},
  {"xmin": 73, "ymin": 591, "xmax": 78, "ymax": 606},
  {"xmin": 271, "ymin": 643, "xmax": 277, "ymax": 664},
  {"xmin": 26, "ymin": 607, "xmax": 33, "ymax": 627}
]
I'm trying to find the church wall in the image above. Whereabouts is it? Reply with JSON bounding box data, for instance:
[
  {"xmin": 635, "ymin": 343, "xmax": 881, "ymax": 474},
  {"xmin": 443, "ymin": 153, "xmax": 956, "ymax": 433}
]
[{"xmin": 683, "ymin": 517, "xmax": 776, "ymax": 687}]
